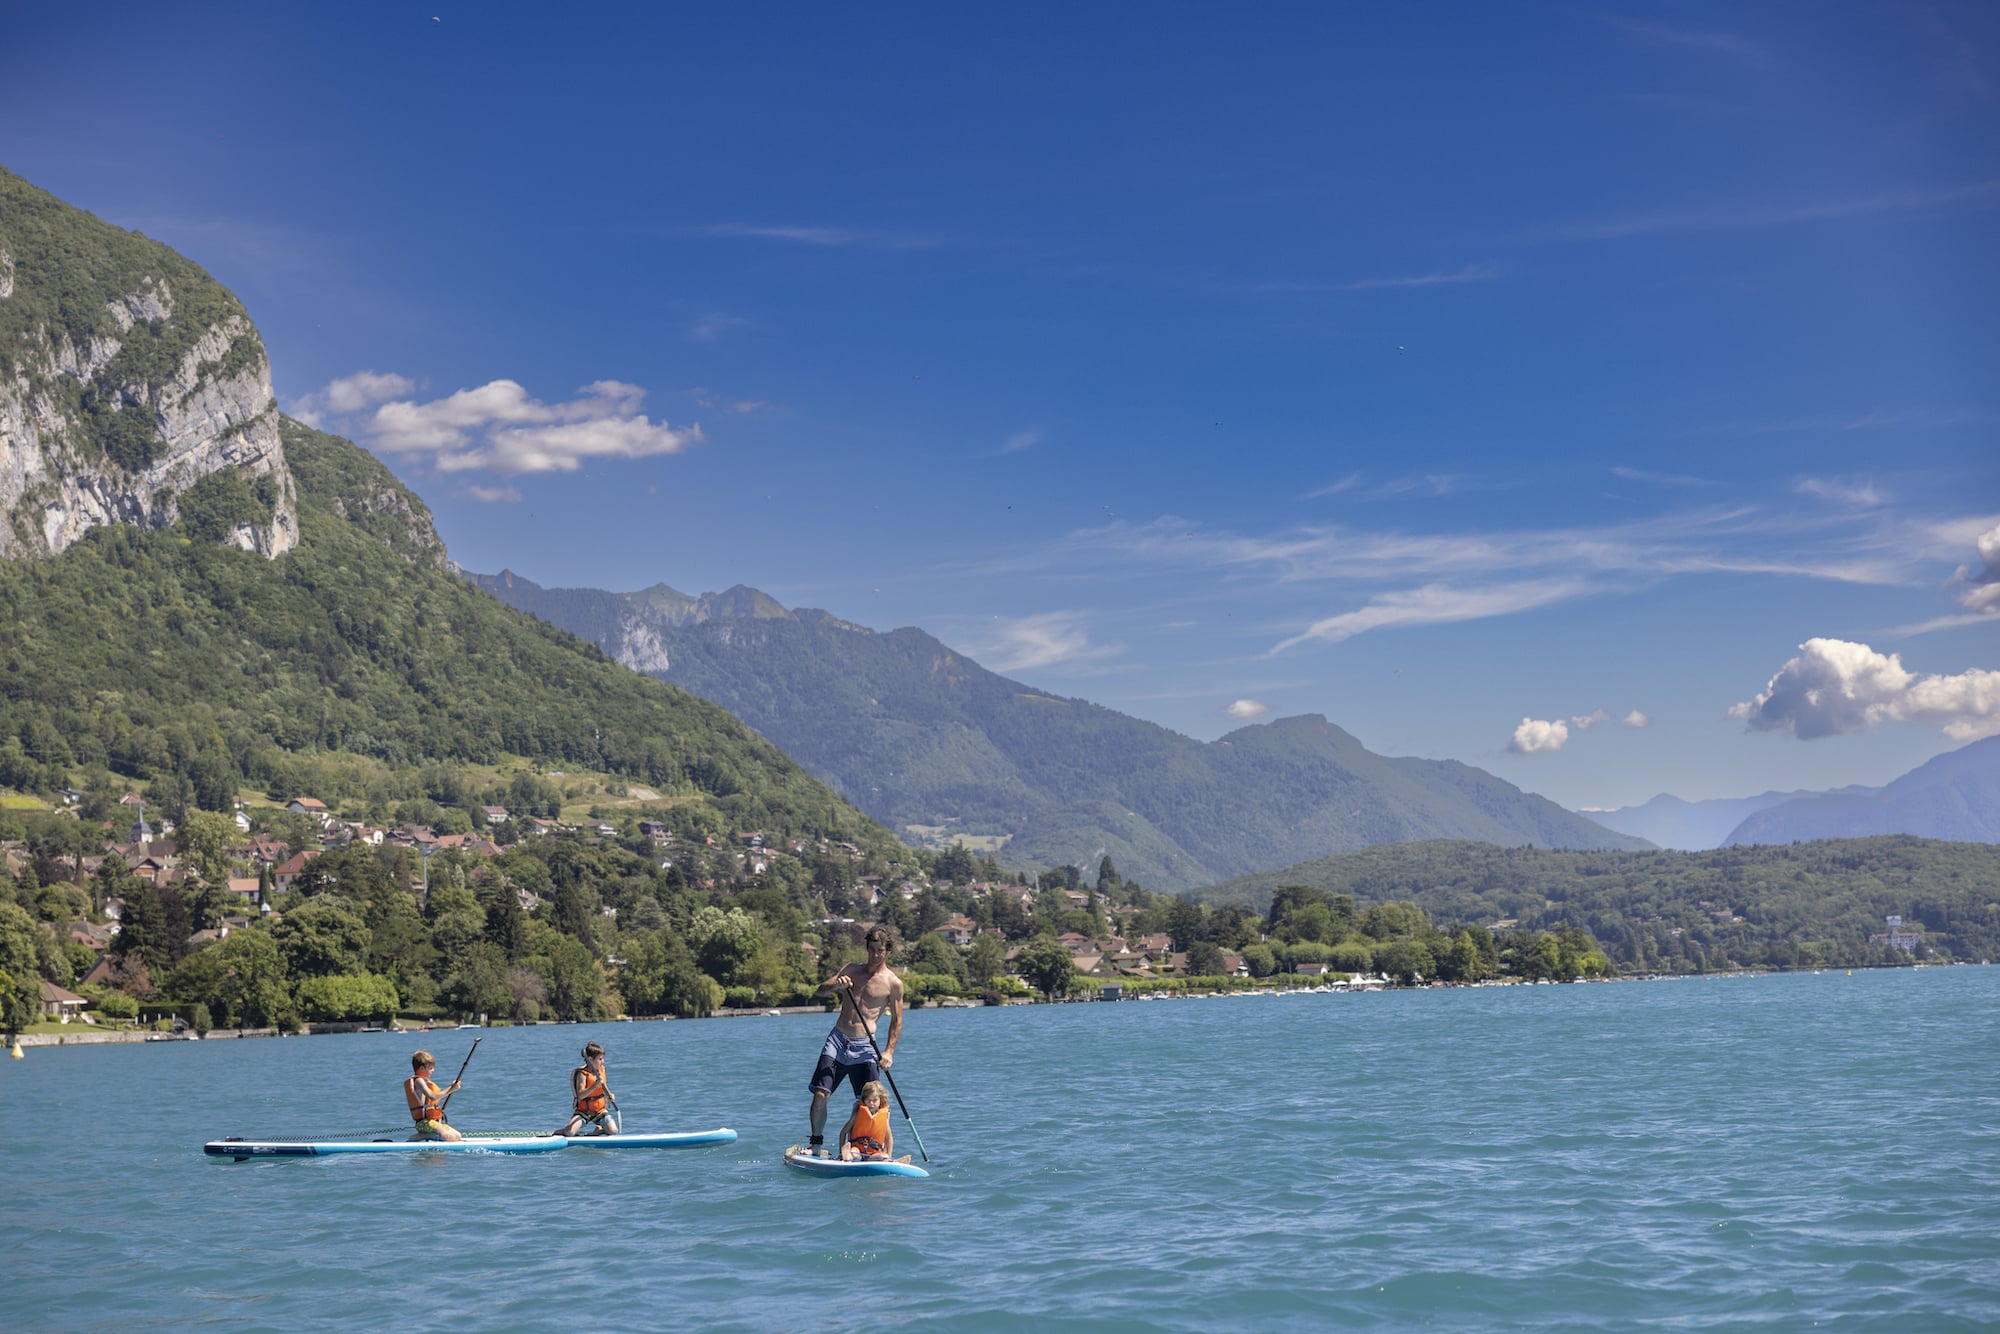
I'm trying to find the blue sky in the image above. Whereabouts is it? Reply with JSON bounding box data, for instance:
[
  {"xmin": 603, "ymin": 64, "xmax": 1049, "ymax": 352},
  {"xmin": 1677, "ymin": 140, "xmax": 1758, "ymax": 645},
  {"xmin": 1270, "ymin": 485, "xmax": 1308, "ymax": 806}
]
[{"xmin": 4, "ymin": 2, "xmax": 1995, "ymax": 810}]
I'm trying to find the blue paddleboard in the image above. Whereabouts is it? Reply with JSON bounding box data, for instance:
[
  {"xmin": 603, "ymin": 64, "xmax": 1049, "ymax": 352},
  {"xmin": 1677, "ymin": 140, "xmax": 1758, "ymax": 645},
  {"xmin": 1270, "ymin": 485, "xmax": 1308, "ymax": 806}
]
[
  {"xmin": 783, "ymin": 1143, "xmax": 929, "ymax": 1178},
  {"xmin": 559, "ymin": 1128, "xmax": 738, "ymax": 1148},
  {"xmin": 205, "ymin": 1136, "xmax": 567, "ymax": 1158}
]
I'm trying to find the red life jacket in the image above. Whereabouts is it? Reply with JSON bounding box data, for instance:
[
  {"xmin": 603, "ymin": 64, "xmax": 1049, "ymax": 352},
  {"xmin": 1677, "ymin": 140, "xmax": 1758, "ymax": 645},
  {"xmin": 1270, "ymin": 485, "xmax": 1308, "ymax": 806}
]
[
  {"xmin": 574, "ymin": 1064, "xmax": 609, "ymax": 1116},
  {"xmin": 847, "ymin": 1102, "xmax": 889, "ymax": 1155},
  {"xmin": 406, "ymin": 1075, "xmax": 446, "ymax": 1123}
]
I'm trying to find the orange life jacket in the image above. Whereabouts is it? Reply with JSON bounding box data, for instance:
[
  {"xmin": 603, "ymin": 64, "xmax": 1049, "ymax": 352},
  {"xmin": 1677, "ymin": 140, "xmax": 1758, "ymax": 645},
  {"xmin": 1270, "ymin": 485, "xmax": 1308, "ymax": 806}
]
[
  {"xmin": 574, "ymin": 1064, "xmax": 609, "ymax": 1116},
  {"xmin": 406, "ymin": 1075, "xmax": 446, "ymax": 1123},
  {"xmin": 847, "ymin": 1102, "xmax": 889, "ymax": 1155}
]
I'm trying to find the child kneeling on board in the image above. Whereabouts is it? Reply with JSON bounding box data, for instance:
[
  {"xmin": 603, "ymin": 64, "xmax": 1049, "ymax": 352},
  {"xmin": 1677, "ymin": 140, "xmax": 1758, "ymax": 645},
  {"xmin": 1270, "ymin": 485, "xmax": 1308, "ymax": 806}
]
[{"xmin": 838, "ymin": 1081, "xmax": 909, "ymax": 1163}]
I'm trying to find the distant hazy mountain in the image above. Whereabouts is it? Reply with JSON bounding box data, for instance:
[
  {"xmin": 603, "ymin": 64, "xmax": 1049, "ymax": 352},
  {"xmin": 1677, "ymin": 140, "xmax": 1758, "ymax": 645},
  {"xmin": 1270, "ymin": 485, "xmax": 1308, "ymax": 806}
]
[
  {"xmin": 1724, "ymin": 736, "xmax": 2000, "ymax": 845},
  {"xmin": 1578, "ymin": 787, "xmax": 1877, "ymax": 851},
  {"xmin": 467, "ymin": 570, "xmax": 1651, "ymax": 889}
]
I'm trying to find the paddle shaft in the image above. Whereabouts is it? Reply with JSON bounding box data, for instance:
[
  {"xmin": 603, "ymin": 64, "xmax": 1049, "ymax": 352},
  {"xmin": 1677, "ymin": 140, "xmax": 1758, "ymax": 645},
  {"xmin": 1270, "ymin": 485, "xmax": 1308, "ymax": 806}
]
[
  {"xmin": 837, "ymin": 980, "xmax": 928, "ymax": 1163},
  {"xmin": 438, "ymin": 1037, "xmax": 481, "ymax": 1112}
]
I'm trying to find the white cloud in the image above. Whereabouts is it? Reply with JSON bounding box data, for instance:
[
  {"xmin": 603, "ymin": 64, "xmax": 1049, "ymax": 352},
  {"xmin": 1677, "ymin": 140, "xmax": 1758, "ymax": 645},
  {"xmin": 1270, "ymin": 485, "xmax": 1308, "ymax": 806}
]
[
  {"xmin": 1305, "ymin": 473, "xmax": 1362, "ymax": 499},
  {"xmin": 980, "ymin": 612, "xmax": 1116, "ymax": 674},
  {"xmin": 1569, "ymin": 709, "xmax": 1610, "ymax": 730},
  {"xmin": 1509, "ymin": 718, "xmax": 1570, "ymax": 753},
  {"xmin": 1247, "ymin": 264, "xmax": 1500, "ymax": 295},
  {"xmin": 689, "ymin": 313, "xmax": 752, "ymax": 342},
  {"xmin": 1612, "ymin": 466, "xmax": 1718, "ymax": 487},
  {"xmin": 1224, "ymin": 699, "xmax": 1269, "ymax": 721},
  {"xmin": 1729, "ymin": 638, "xmax": 2000, "ymax": 741},
  {"xmin": 289, "ymin": 370, "xmax": 418, "ymax": 426},
  {"xmin": 1948, "ymin": 523, "xmax": 2000, "ymax": 614},
  {"xmin": 1796, "ymin": 476, "xmax": 1885, "ymax": 506},
  {"xmin": 684, "ymin": 222, "xmax": 940, "ymax": 250},
  {"xmin": 1604, "ymin": 17, "xmax": 1764, "ymax": 64},
  {"xmin": 1621, "ymin": 710, "xmax": 1650, "ymax": 729},
  {"xmin": 1273, "ymin": 579, "xmax": 1588, "ymax": 652},
  {"xmin": 1000, "ymin": 428, "xmax": 1044, "ymax": 454},
  {"xmin": 462, "ymin": 484, "xmax": 522, "ymax": 504},
  {"xmin": 1537, "ymin": 179, "xmax": 2000, "ymax": 243},
  {"xmin": 352, "ymin": 378, "xmax": 700, "ymax": 476}
]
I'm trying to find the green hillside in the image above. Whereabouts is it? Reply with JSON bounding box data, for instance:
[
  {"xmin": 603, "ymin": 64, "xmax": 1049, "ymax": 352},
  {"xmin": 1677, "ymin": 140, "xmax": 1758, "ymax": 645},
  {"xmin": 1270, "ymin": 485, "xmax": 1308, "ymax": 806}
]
[
  {"xmin": 0, "ymin": 417, "xmax": 898, "ymax": 856},
  {"xmin": 469, "ymin": 573, "xmax": 1651, "ymax": 889},
  {"xmin": 1191, "ymin": 836, "xmax": 2000, "ymax": 971}
]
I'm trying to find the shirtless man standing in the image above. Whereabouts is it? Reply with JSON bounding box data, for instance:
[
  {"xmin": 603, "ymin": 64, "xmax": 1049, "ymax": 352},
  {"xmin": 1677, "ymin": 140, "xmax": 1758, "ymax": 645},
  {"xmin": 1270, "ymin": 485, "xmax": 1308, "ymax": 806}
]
[{"xmin": 806, "ymin": 924, "xmax": 903, "ymax": 1157}]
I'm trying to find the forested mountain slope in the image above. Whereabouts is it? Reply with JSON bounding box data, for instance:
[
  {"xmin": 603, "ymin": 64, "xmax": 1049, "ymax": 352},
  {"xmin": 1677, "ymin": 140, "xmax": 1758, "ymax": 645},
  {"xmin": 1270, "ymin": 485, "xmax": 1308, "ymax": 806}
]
[
  {"xmin": 1192, "ymin": 836, "xmax": 2000, "ymax": 971},
  {"xmin": 0, "ymin": 416, "xmax": 899, "ymax": 856},
  {"xmin": 470, "ymin": 572, "xmax": 1650, "ymax": 889}
]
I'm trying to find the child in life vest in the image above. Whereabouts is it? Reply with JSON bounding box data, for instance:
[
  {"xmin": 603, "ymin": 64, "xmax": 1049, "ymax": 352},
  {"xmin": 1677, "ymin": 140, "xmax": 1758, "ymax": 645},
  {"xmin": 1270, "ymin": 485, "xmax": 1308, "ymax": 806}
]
[
  {"xmin": 405, "ymin": 1050, "xmax": 463, "ymax": 1141},
  {"xmin": 838, "ymin": 1081, "xmax": 910, "ymax": 1162},
  {"xmin": 559, "ymin": 1041, "xmax": 618, "ymax": 1136}
]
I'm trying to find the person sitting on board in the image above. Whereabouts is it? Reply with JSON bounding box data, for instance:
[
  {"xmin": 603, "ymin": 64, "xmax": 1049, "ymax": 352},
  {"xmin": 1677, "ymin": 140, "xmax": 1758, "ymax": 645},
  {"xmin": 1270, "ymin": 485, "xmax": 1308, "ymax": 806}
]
[
  {"xmin": 806, "ymin": 924, "xmax": 904, "ymax": 1157},
  {"xmin": 838, "ymin": 1081, "xmax": 911, "ymax": 1163},
  {"xmin": 405, "ymin": 1049, "xmax": 463, "ymax": 1141},
  {"xmin": 558, "ymin": 1041, "xmax": 618, "ymax": 1136}
]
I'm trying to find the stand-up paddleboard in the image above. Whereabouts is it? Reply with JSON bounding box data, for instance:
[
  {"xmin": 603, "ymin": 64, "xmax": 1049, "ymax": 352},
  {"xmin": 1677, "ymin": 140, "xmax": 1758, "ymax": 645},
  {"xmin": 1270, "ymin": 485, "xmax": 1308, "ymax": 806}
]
[
  {"xmin": 783, "ymin": 1143, "xmax": 929, "ymax": 1178},
  {"xmin": 204, "ymin": 1136, "xmax": 566, "ymax": 1159},
  {"xmin": 559, "ymin": 1128, "xmax": 737, "ymax": 1149},
  {"xmin": 461, "ymin": 1128, "xmax": 739, "ymax": 1149}
]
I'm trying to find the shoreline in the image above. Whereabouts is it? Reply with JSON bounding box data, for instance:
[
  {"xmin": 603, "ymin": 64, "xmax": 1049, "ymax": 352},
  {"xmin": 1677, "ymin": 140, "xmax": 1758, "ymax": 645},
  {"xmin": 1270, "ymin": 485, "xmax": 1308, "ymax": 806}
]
[{"xmin": 12, "ymin": 961, "xmax": 1973, "ymax": 1051}]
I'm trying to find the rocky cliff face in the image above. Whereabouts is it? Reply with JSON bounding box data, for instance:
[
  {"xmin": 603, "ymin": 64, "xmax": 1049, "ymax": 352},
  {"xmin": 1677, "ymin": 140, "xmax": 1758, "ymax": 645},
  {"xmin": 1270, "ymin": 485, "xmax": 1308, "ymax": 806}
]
[{"xmin": 0, "ymin": 167, "xmax": 298, "ymax": 560}]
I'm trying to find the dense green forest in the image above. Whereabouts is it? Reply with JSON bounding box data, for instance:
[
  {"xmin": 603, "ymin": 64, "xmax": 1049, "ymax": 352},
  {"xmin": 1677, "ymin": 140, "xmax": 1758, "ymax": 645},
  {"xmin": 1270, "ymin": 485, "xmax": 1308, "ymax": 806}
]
[
  {"xmin": 0, "ymin": 419, "xmax": 899, "ymax": 860},
  {"xmin": 0, "ymin": 816, "xmax": 1617, "ymax": 1037},
  {"xmin": 1194, "ymin": 837, "xmax": 2000, "ymax": 970}
]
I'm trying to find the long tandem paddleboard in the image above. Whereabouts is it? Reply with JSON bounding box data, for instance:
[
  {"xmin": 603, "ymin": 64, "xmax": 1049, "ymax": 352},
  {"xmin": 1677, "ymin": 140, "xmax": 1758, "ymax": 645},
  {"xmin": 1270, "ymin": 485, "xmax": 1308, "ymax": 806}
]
[
  {"xmin": 205, "ymin": 1136, "xmax": 566, "ymax": 1159},
  {"xmin": 557, "ymin": 1128, "xmax": 738, "ymax": 1149},
  {"xmin": 458, "ymin": 1128, "xmax": 740, "ymax": 1149},
  {"xmin": 783, "ymin": 1143, "xmax": 929, "ymax": 1179}
]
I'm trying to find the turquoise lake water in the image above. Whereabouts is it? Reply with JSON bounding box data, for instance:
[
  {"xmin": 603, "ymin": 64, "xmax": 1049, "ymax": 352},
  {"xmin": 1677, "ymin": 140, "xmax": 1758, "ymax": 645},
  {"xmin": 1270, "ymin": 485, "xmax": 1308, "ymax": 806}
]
[{"xmin": 6, "ymin": 967, "xmax": 1997, "ymax": 1331}]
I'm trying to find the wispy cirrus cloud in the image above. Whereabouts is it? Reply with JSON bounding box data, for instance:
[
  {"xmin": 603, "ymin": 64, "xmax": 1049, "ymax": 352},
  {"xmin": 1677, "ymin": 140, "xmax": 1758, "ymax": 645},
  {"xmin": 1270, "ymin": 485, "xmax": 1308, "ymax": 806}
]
[
  {"xmin": 1612, "ymin": 465, "xmax": 1719, "ymax": 487},
  {"xmin": 689, "ymin": 312, "xmax": 753, "ymax": 342},
  {"xmin": 1714, "ymin": 407, "xmax": 1990, "ymax": 436},
  {"xmin": 462, "ymin": 483, "xmax": 522, "ymax": 504},
  {"xmin": 971, "ymin": 611, "xmax": 1120, "ymax": 674},
  {"xmin": 1246, "ymin": 263, "xmax": 1500, "ymax": 295},
  {"xmin": 999, "ymin": 427, "xmax": 1045, "ymax": 455},
  {"xmin": 1796, "ymin": 476, "xmax": 1886, "ymax": 507},
  {"xmin": 1603, "ymin": 17, "xmax": 1765, "ymax": 65},
  {"xmin": 1273, "ymin": 579, "xmax": 1590, "ymax": 652},
  {"xmin": 301, "ymin": 373, "xmax": 703, "ymax": 476},
  {"xmin": 1532, "ymin": 179, "xmax": 2000, "ymax": 243},
  {"xmin": 683, "ymin": 222, "xmax": 943, "ymax": 250},
  {"xmin": 982, "ymin": 497, "xmax": 1970, "ymax": 655}
]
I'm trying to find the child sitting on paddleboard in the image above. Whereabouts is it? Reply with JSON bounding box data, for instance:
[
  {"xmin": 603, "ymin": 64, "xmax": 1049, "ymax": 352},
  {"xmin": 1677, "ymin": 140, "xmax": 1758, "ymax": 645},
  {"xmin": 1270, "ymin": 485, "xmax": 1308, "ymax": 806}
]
[
  {"xmin": 559, "ymin": 1041, "xmax": 618, "ymax": 1136},
  {"xmin": 838, "ymin": 1081, "xmax": 909, "ymax": 1162},
  {"xmin": 405, "ymin": 1050, "xmax": 463, "ymax": 1142}
]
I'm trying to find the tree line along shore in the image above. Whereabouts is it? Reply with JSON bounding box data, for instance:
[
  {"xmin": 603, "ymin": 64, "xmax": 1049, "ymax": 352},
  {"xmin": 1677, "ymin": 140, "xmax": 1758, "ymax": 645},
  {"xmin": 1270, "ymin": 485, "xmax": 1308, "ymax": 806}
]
[{"xmin": 8, "ymin": 782, "xmax": 1991, "ymax": 1043}]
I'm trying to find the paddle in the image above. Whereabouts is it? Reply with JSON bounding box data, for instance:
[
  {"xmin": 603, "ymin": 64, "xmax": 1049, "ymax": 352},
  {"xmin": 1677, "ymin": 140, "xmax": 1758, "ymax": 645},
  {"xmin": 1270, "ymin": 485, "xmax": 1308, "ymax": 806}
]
[
  {"xmin": 838, "ymin": 980, "xmax": 928, "ymax": 1163},
  {"xmin": 438, "ymin": 1036, "xmax": 480, "ymax": 1115}
]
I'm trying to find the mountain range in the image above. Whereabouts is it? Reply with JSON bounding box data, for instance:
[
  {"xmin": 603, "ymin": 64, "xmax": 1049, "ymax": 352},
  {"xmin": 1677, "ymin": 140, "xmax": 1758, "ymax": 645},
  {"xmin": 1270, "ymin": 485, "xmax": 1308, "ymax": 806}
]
[
  {"xmin": 0, "ymin": 164, "xmax": 899, "ymax": 858},
  {"xmin": 1578, "ymin": 735, "xmax": 2000, "ymax": 850},
  {"xmin": 466, "ymin": 570, "xmax": 1650, "ymax": 890}
]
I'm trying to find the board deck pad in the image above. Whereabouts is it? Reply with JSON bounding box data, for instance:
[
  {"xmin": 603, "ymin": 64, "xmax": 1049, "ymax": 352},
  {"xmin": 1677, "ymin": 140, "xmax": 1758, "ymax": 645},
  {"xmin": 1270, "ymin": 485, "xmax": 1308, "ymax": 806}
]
[
  {"xmin": 783, "ymin": 1143, "xmax": 930, "ymax": 1178},
  {"xmin": 205, "ymin": 1136, "xmax": 566, "ymax": 1158}
]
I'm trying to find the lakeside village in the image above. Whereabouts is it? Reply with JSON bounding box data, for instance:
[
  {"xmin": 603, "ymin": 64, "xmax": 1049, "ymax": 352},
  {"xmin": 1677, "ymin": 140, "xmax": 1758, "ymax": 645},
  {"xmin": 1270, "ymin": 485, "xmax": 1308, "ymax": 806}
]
[{"xmin": 7, "ymin": 787, "xmax": 1678, "ymax": 1046}]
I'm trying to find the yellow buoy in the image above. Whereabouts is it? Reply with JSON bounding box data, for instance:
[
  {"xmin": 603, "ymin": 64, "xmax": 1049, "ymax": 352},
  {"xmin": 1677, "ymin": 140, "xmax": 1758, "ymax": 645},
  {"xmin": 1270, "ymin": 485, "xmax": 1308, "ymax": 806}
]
[{"xmin": 9, "ymin": 1038, "xmax": 22, "ymax": 1059}]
